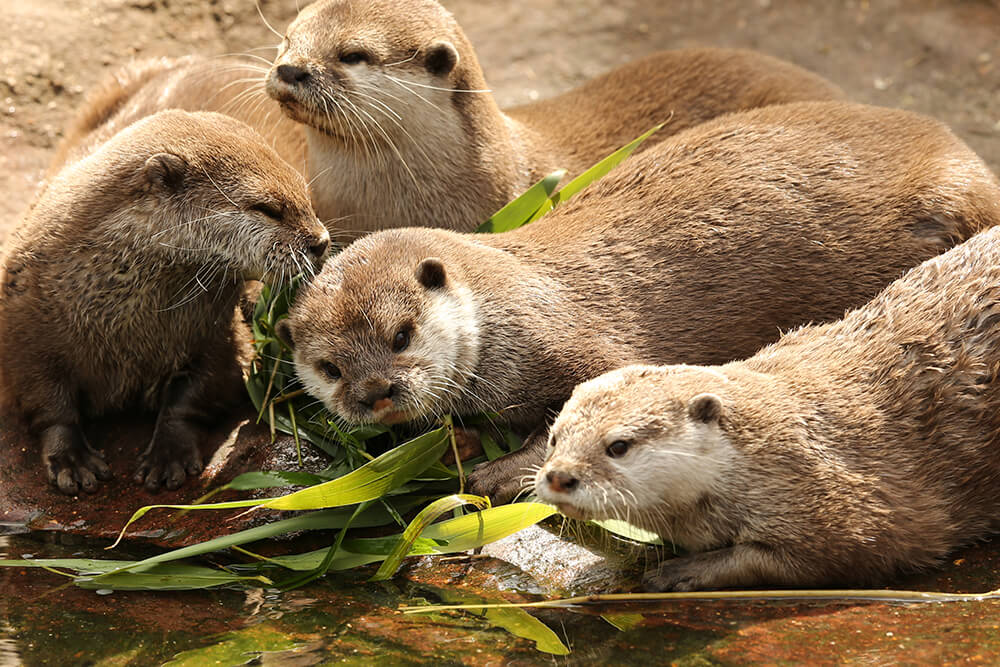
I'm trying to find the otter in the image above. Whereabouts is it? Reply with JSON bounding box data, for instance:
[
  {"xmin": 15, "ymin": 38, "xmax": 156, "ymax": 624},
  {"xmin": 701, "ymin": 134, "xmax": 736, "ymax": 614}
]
[
  {"xmin": 537, "ymin": 224, "xmax": 1000, "ymax": 590},
  {"xmin": 48, "ymin": 56, "xmax": 306, "ymax": 180},
  {"xmin": 267, "ymin": 0, "xmax": 844, "ymax": 235},
  {"xmin": 0, "ymin": 110, "xmax": 330, "ymax": 495},
  {"xmin": 277, "ymin": 101, "xmax": 1000, "ymax": 502}
]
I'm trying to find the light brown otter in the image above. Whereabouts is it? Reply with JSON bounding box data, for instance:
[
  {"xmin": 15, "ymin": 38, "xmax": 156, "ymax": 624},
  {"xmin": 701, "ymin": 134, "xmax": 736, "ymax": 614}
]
[
  {"xmin": 0, "ymin": 110, "xmax": 330, "ymax": 495},
  {"xmin": 267, "ymin": 0, "xmax": 844, "ymax": 235},
  {"xmin": 538, "ymin": 224, "xmax": 1000, "ymax": 590},
  {"xmin": 48, "ymin": 56, "xmax": 306, "ymax": 180},
  {"xmin": 278, "ymin": 101, "xmax": 1000, "ymax": 503}
]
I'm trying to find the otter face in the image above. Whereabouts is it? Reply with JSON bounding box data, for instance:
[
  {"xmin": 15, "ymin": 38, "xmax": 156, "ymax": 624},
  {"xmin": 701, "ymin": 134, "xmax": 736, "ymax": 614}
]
[
  {"xmin": 134, "ymin": 112, "xmax": 330, "ymax": 283},
  {"xmin": 535, "ymin": 365, "xmax": 734, "ymax": 534},
  {"xmin": 282, "ymin": 238, "xmax": 480, "ymax": 425},
  {"xmin": 266, "ymin": 0, "xmax": 465, "ymax": 148}
]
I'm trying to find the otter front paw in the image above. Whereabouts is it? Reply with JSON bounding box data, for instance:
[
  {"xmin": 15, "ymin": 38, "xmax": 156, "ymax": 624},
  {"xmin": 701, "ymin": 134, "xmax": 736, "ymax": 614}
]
[
  {"xmin": 643, "ymin": 545, "xmax": 782, "ymax": 591},
  {"xmin": 41, "ymin": 424, "xmax": 113, "ymax": 495},
  {"xmin": 643, "ymin": 557, "xmax": 715, "ymax": 592},
  {"xmin": 135, "ymin": 438, "xmax": 202, "ymax": 492},
  {"xmin": 467, "ymin": 456, "xmax": 537, "ymax": 504}
]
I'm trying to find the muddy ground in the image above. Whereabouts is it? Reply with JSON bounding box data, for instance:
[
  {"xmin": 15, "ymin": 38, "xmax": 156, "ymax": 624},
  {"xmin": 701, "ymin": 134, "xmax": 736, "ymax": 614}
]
[{"xmin": 2, "ymin": 0, "xmax": 999, "ymax": 243}]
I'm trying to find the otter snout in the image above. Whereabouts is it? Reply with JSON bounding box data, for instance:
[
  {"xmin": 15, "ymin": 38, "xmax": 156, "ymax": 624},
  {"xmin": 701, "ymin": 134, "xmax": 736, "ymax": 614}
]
[
  {"xmin": 276, "ymin": 64, "xmax": 311, "ymax": 85},
  {"xmin": 545, "ymin": 470, "xmax": 579, "ymax": 493},
  {"xmin": 356, "ymin": 378, "xmax": 395, "ymax": 411},
  {"xmin": 307, "ymin": 227, "xmax": 331, "ymax": 264}
]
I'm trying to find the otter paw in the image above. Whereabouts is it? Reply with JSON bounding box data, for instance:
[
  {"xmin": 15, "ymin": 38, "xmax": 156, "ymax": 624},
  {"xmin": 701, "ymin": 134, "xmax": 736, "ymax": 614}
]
[
  {"xmin": 467, "ymin": 458, "xmax": 536, "ymax": 504},
  {"xmin": 643, "ymin": 558, "xmax": 713, "ymax": 592},
  {"xmin": 135, "ymin": 440, "xmax": 203, "ymax": 492},
  {"xmin": 41, "ymin": 425, "xmax": 112, "ymax": 495}
]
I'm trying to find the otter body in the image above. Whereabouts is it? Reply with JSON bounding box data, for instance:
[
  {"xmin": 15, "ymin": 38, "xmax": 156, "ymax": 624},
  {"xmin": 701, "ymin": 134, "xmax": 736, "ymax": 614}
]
[
  {"xmin": 49, "ymin": 56, "xmax": 306, "ymax": 179},
  {"xmin": 279, "ymin": 101, "xmax": 1000, "ymax": 502},
  {"xmin": 0, "ymin": 110, "xmax": 329, "ymax": 494},
  {"xmin": 268, "ymin": 0, "xmax": 844, "ymax": 235},
  {"xmin": 538, "ymin": 225, "xmax": 1000, "ymax": 590}
]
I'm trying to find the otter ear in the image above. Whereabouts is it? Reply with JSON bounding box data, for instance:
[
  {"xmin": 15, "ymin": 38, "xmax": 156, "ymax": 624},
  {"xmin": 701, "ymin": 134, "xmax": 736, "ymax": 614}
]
[
  {"xmin": 416, "ymin": 257, "xmax": 447, "ymax": 289},
  {"xmin": 144, "ymin": 152, "xmax": 188, "ymax": 192},
  {"xmin": 275, "ymin": 318, "xmax": 295, "ymax": 350},
  {"xmin": 424, "ymin": 40, "xmax": 459, "ymax": 77},
  {"xmin": 688, "ymin": 393, "xmax": 722, "ymax": 424}
]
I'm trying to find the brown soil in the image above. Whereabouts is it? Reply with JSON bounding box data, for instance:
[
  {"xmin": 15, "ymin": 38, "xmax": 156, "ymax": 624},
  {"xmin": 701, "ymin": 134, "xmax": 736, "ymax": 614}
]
[{"xmin": 2, "ymin": 0, "xmax": 999, "ymax": 246}]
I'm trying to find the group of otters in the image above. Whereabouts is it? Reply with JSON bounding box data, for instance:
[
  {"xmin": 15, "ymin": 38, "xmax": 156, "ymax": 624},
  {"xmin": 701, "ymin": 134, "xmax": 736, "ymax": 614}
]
[{"xmin": 2, "ymin": 0, "xmax": 1000, "ymax": 593}]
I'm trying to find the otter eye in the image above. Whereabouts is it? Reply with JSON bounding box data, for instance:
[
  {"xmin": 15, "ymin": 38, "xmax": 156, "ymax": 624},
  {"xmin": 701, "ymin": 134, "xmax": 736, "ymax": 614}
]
[
  {"xmin": 318, "ymin": 361, "xmax": 341, "ymax": 381},
  {"xmin": 606, "ymin": 440, "xmax": 629, "ymax": 458},
  {"xmin": 250, "ymin": 202, "xmax": 283, "ymax": 221},
  {"xmin": 340, "ymin": 51, "xmax": 369, "ymax": 65},
  {"xmin": 392, "ymin": 328, "xmax": 410, "ymax": 353}
]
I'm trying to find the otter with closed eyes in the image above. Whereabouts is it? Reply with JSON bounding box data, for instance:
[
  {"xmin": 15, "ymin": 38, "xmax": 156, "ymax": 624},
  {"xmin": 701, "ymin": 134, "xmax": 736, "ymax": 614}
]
[{"xmin": 0, "ymin": 110, "xmax": 329, "ymax": 494}]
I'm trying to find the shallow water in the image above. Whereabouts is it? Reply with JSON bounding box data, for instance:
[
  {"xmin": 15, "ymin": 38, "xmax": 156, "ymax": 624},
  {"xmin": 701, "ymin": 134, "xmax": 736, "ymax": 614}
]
[{"xmin": 4, "ymin": 530, "xmax": 1000, "ymax": 665}]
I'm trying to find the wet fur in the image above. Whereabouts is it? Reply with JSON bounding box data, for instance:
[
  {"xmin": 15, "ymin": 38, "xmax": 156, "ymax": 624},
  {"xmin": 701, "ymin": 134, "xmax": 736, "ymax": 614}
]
[
  {"xmin": 282, "ymin": 101, "xmax": 1000, "ymax": 503},
  {"xmin": 540, "ymin": 225, "xmax": 1000, "ymax": 589},
  {"xmin": 0, "ymin": 110, "xmax": 328, "ymax": 494}
]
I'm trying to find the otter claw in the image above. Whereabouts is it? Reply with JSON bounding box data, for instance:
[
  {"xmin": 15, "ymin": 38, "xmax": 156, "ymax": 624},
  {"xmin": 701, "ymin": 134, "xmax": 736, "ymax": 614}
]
[{"xmin": 42, "ymin": 424, "xmax": 112, "ymax": 495}]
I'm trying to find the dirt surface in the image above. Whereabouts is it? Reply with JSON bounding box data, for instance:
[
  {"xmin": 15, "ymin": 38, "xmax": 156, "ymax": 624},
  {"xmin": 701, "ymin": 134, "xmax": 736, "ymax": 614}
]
[{"xmin": 2, "ymin": 0, "xmax": 999, "ymax": 244}]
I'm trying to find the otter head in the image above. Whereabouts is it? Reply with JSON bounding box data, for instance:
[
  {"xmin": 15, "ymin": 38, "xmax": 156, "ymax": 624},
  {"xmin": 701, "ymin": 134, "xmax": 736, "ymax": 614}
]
[
  {"xmin": 266, "ymin": 0, "xmax": 480, "ymax": 148},
  {"xmin": 535, "ymin": 365, "xmax": 735, "ymax": 531},
  {"xmin": 280, "ymin": 229, "xmax": 480, "ymax": 425},
  {"xmin": 122, "ymin": 110, "xmax": 330, "ymax": 282}
]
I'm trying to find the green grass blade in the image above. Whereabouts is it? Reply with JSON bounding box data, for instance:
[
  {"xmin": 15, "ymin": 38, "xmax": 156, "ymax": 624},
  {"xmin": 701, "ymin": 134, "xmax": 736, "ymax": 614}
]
[
  {"xmin": 476, "ymin": 170, "xmax": 565, "ymax": 233},
  {"xmin": 593, "ymin": 518, "xmax": 664, "ymax": 545},
  {"xmin": 268, "ymin": 502, "xmax": 557, "ymax": 571},
  {"xmin": 371, "ymin": 493, "xmax": 490, "ymax": 581},
  {"xmin": 109, "ymin": 428, "xmax": 450, "ymax": 547},
  {"xmin": 258, "ymin": 427, "xmax": 448, "ymax": 511},
  {"xmin": 550, "ymin": 123, "xmax": 662, "ymax": 206},
  {"xmin": 432, "ymin": 587, "xmax": 570, "ymax": 655}
]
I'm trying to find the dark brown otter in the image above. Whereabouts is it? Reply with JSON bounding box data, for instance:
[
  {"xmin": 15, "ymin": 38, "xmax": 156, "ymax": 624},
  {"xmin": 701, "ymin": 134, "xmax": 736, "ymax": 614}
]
[{"xmin": 0, "ymin": 110, "xmax": 329, "ymax": 494}]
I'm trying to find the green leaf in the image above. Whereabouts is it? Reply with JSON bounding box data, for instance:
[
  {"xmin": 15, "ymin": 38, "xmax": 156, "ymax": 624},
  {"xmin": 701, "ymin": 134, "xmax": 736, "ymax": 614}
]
[
  {"xmin": 0, "ymin": 559, "xmax": 270, "ymax": 591},
  {"xmin": 476, "ymin": 170, "xmax": 565, "ymax": 233},
  {"xmin": 226, "ymin": 470, "xmax": 327, "ymax": 490},
  {"xmin": 550, "ymin": 123, "xmax": 661, "ymax": 206},
  {"xmin": 601, "ymin": 612, "xmax": 645, "ymax": 631},
  {"xmin": 593, "ymin": 518, "xmax": 664, "ymax": 545},
  {"xmin": 109, "ymin": 428, "xmax": 450, "ymax": 546},
  {"xmin": 267, "ymin": 502, "xmax": 557, "ymax": 571},
  {"xmin": 371, "ymin": 493, "xmax": 490, "ymax": 581},
  {"xmin": 431, "ymin": 587, "xmax": 570, "ymax": 655}
]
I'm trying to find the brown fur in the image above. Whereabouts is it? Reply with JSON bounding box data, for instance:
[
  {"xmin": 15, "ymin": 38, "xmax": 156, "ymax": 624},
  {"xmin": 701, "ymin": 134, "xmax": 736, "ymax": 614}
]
[
  {"xmin": 268, "ymin": 0, "xmax": 843, "ymax": 235},
  {"xmin": 281, "ymin": 100, "xmax": 1000, "ymax": 502},
  {"xmin": 0, "ymin": 110, "xmax": 329, "ymax": 495},
  {"xmin": 540, "ymin": 224, "xmax": 1000, "ymax": 590},
  {"xmin": 49, "ymin": 56, "xmax": 306, "ymax": 179}
]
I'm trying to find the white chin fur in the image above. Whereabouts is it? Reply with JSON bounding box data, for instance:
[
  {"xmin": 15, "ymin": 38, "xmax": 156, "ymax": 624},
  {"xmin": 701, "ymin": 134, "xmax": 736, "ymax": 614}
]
[{"xmin": 405, "ymin": 282, "xmax": 480, "ymax": 418}]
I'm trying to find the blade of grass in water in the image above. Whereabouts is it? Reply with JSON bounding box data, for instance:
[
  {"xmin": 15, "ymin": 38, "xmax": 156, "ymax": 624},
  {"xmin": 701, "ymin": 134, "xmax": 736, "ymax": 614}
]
[
  {"xmin": 400, "ymin": 587, "xmax": 1000, "ymax": 614},
  {"xmin": 371, "ymin": 493, "xmax": 490, "ymax": 581}
]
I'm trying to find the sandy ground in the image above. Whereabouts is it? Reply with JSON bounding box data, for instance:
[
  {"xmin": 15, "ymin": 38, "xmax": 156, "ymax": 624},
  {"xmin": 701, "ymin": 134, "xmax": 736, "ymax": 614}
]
[{"xmin": 2, "ymin": 0, "xmax": 999, "ymax": 246}]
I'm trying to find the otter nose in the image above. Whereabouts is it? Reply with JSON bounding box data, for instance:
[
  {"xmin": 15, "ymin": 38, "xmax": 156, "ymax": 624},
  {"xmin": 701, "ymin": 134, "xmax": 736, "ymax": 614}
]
[
  {"xmin": 276, "ymin": 64, "xmax": 311, "ymax": 85},
  {"xmin": 308, "ymin": 234, "xmax": 330, "ymax": 261},
  {"xmin": 546, "ymin": 470, "xmax": 578, "ymax": 494},
  {"xmin": 358, "ymin": 380, "xmax": 395, "ymax": 410}
]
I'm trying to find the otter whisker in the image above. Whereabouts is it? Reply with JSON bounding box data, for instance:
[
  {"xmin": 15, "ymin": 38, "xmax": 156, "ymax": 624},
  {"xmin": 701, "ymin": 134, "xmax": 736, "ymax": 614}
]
[{"xmin": 254, "ymin": 2, "xmax": 285, "ymax": 40}]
